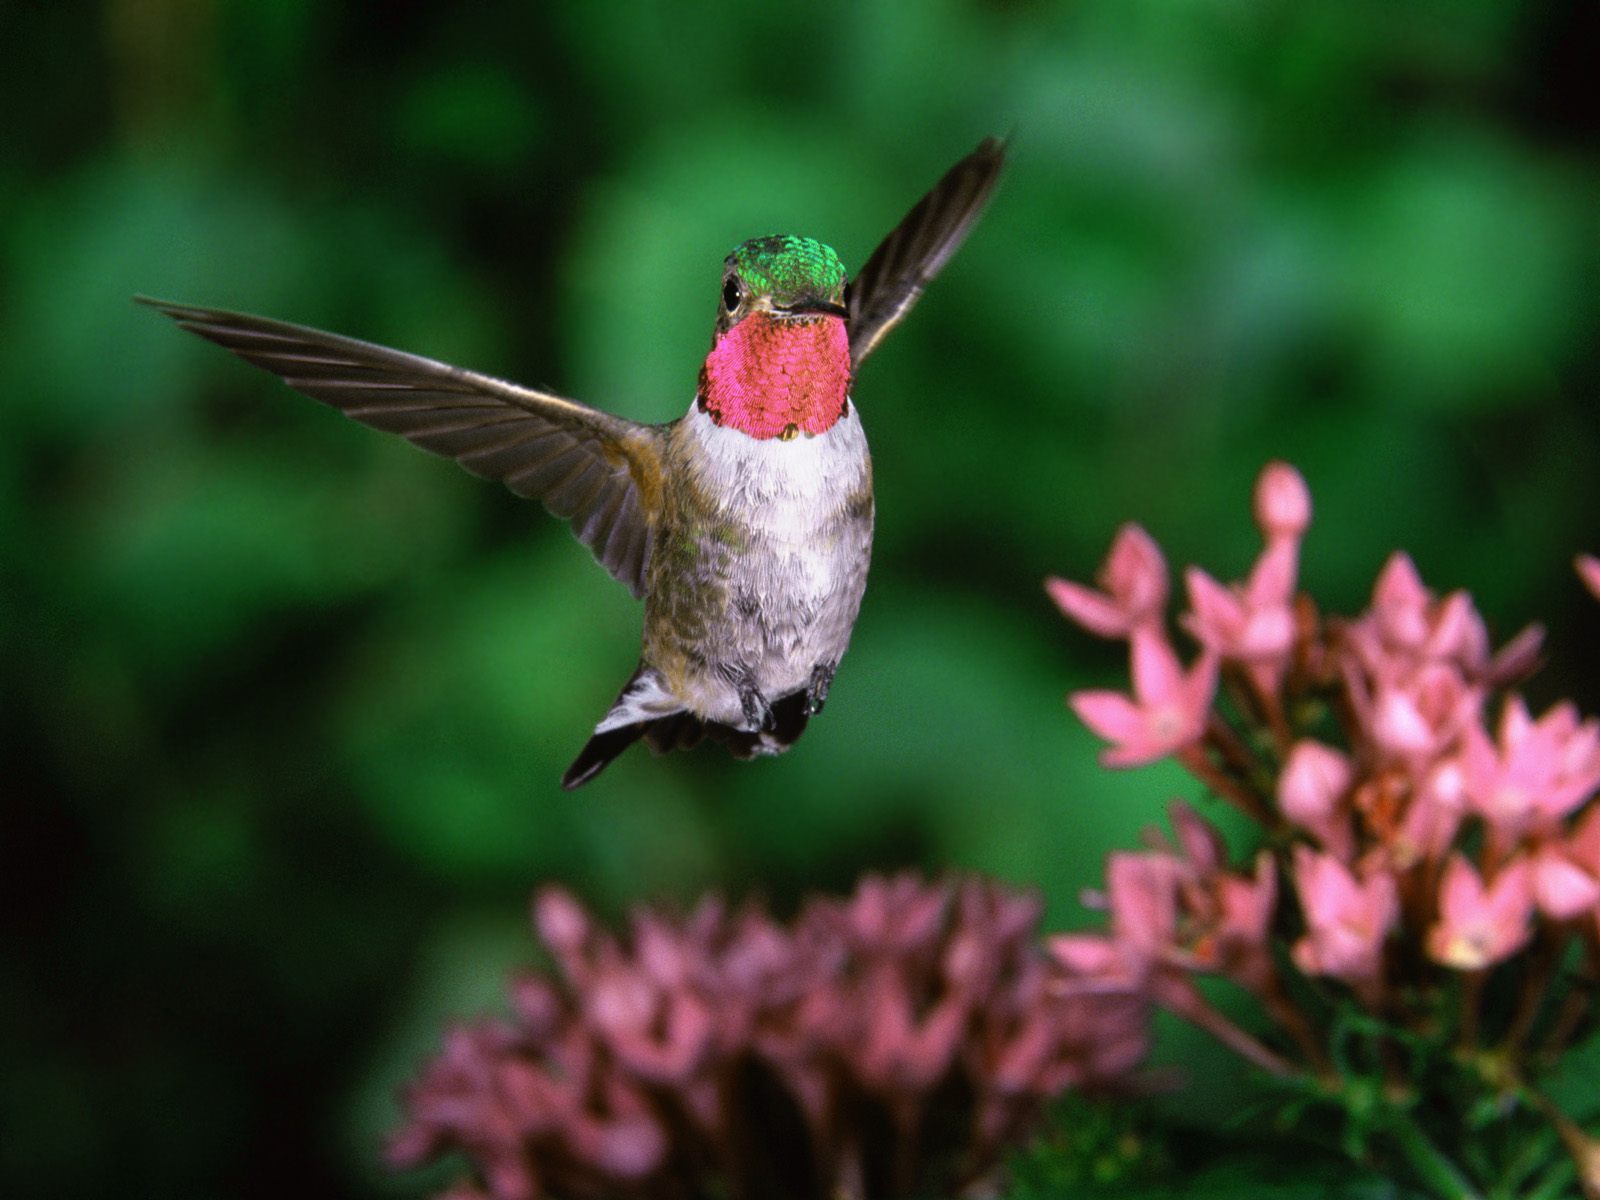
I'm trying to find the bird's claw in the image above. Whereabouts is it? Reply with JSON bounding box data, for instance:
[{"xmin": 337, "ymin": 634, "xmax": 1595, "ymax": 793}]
[
  {"xmin": 741, "ymin": 686, "xmax": 775, "ymax": 733},
  {"xmin": 805, "ymin": 663, "xmax": 835, "ymax": 717}
]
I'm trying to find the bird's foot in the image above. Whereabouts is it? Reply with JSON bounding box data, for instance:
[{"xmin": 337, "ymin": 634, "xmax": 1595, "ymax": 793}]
[
  {"xmin": 740, "ymin": 685, "xmax": 775, "ymax": 733},
  {"xmin": 805, "ymin": 663, "xmax": 836, "ymax": 717}
]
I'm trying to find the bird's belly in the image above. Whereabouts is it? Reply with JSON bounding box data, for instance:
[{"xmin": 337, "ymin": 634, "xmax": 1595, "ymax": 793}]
[
  {"xmin": 647, "ymin": 405, "xmax": 874, "ymax": 725},
  {"xmin": 700, "ymin": 525, "xmax": 868, "ymax": 704}
]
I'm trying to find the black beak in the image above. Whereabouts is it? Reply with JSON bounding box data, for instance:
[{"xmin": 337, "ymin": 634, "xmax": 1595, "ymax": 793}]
[{"xmin": 778, "ymin": 298, "xmax": 850, "ymax": 319}]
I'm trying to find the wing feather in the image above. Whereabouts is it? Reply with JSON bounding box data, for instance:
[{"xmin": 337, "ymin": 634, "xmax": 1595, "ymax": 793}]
[
  {"xmin": 137, "ymin": 297, "xmax": 665, "ymax": 597},
  {"xmin": 846, "ymin": 136, "xmax": 1006, "ymax": 365}
]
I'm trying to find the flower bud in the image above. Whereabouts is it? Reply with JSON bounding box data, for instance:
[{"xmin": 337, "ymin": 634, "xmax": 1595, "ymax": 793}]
[
  {"xmin": 1279, "ymin": 740, "xmax": 1353, "ymax": 827},
  {"xmin": 1253, "ymin": 461, "xmax": 1311, "ymax": 540}
]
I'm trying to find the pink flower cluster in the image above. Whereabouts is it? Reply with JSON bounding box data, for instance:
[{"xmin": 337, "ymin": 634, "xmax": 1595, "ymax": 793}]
[
  {"xmin": 1046, "ymin": 463, "xmax": 1600, "ymax": 1080},
  {"xmin": 388, "ymin": 874, "xmax": 1149, "ymax": 1200}
]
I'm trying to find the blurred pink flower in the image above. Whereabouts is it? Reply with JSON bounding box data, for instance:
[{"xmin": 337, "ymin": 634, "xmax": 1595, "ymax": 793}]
[
  {"xmin": 1068, "ymin": 805, "xmax": 1282, "ymax": 1000},
  {"xmin": 1577, "ymin": 554, "xmax": 1600, "ymax": 602},
  {"xmin": 1050, "ymin": 459, "xmax": 1600, "ymax": 1188},
  {"xmin": 1181, "ymin": 468, "xmax": 1306, "ymax": 697},
  {"xmin": 1360, "ymin": 662, "xmax": 1480, "ymax": 763},
  {"xmin": 1290, "ymin": 847, "xmax": 1396, "ymax": 994},
  {"xmin": 1020, "ymin": 974, "xmax": 1152, "ymax": 1092},
  {"xmin": 1167, "ymin": 799, "xmax": 1226, "ymax": 878},
  {"xmin": 396, "ymin": 876, "xmax": 1143, "ymax": 1200},
  {"xmin": 1070, "ymin": 627, "xmax": 1219, "ymax": 767},
  {"xmin": 1103, "ymin": 851, "xmax": 1181, "ymax": 963},
  {"xmin": 1157, "ymin": 803, "xmax": 1277, "ymax": 986},
  {"xmin": 1529, "ymin": 841, "xmax": 1600, "ymax": 919},
  {"xmin": 1426, "ymin": 856, "xmax": 1535, "ymax": 971},
  {"xmin": 1182, "ymin": 560, "xmax": 1295, "ymax": 664},
  {"xmin": 1216, "ymin": 853, "xmax": 1277, "ymax": 948},
  {"xmin": 1523, "ymin": 804, "xmax": 1600, "ymax": 921},
  {"xmin": 1357, "ymin": 554, "xmax": 1490, "ymax": 672},
  {"xmin": 1367, "ymin": 553, "xmax": 1438, "ymax": 653},
  {"xmin": 1207, "ymin": 853, "xmax": 1279, "ymax": 992},
  {"xmin": 1046, "ymin": 523, "xmax": 1168, "ymax": 639},
  {"xmin": 1388, "ymin": 758, "xmax": 1468, "ymax": 868},
  {"xmin": 1052, "ymin": 849, "xmax": 1184, "ymax": 1000},
  {"xmin": 1461, "ymin": 698, "xmax": 1600, "ymax": 839},
  {"xmin": 1278, "ymin": 741, "xmax": 1355, "ymax": 859}
]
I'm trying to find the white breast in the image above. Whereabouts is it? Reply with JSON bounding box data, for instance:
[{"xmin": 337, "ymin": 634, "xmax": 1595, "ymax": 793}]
[{"xmin": 680, "ymin": 400, "xmax": 871, "ymax": 533}]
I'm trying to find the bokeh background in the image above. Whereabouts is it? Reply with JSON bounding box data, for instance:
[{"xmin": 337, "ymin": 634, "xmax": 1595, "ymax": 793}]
[{"xmin": 5, "ymin": 1, "xmax": 1597, "ymax": 1196}]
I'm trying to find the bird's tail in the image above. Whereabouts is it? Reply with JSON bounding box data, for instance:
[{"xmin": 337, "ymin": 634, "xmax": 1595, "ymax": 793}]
[{"xmin": 560, "ymin": 667, "xmax": 812, "ymax": 789}]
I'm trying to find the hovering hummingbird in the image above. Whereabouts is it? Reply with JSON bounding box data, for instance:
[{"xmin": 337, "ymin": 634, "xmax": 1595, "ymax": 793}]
[{"xmin": 139, "ymin": 137, "xmax": 1005, "ymax": 788}]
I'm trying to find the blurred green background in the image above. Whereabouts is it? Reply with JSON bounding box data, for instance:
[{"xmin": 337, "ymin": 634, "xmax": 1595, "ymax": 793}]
[{"xmin": 4, "ymin": 0, "xmax": 1597, "ymax": 1196}]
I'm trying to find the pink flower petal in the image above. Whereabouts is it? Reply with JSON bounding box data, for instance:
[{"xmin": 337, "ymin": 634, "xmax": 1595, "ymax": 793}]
[
  {"xmin": 1372, "ymin": 688, "xmax": 1436, "ymax": 756},
  {"xmin": 1577, "ymin": 553, "xmax": 1600, "ymax": 601},
  {"xmin": 1069, "ymin": 690, "xmax": 1144, "ymax": 743},
  {"xmin": 1375, "ymin": 552, "xmax": 1429, "ymax": 617},
  {"xmin": 1169, "ymin": 800, "xmax": 1226, "ymax": 876},
  {"xmin": 1101, "ymin": 739, "xmax": 1172, "ymax": 769},
  {"xmin": 1179, "ymin": 649, "xmax": 1221, "ymax": 715},
  {"xmin": 1105, "ymin": 524, "xmax": 1169, "ymax": 618},
  {"xmin": 1244, "ymin": 538, "xmax": 1298, "ymax": 612},
  {"xmin": 1046, "ymin": 576, "xmax": 1131, "ymax": 639},
  {"xmin": 1129, "ymin": 625, "xmax": 1185, "ymax": 704},
  {"xmin": 1532, "ymin": 845, "xmax": 1600, "ymax": 919},
  {"xmin": 1049, "ymin": 934, "xmax": 1119, "ymax": 975},
  {"xmin": 1217, "ymin": 853, "xmax": 1278, "ymax": 947},
  {"xmin": 1427, "ymin": 591, "xmax": 1487, "ymax": 666},
  {"xmin": 1485, "ymin": 623, "xmax": 1545, "ymax": 685},
  {"xmin": 1183, "ymin": 567, "xmax": 1244, "ymax": 650}
]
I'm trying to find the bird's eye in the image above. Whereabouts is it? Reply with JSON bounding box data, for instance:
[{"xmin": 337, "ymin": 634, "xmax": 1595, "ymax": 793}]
[{"xmin": 722, "ymin": 277, "xmax": 742, "ymax": 311}]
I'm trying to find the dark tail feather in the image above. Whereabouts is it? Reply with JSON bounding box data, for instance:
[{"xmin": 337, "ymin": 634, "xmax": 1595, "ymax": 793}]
[
  {"xmin": 561, "ymin": 722, "xmax": 648, "ymax": 790},
  {"xmin": 561, "ymin": 711, "xmax": 701, "ymax": 788},
  {"xmin": 769, "ymin": 691, "xmax": 811, "ymax": 744},
  {"xmin": 563, "ymin": 664, "xmax": 671, "ymax": 790},
  {"xmin": 643, "ymin": 711, "xmax": 706, "ymax": 754},
  {"xmin": 561, "ymin": 687, "xmax": 814, "ymax": 789}
]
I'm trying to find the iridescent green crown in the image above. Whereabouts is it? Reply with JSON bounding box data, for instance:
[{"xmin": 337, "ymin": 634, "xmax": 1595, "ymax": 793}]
[{"xmin": 729, "ymin": 236, "xmax": 847, "ymax": 305}]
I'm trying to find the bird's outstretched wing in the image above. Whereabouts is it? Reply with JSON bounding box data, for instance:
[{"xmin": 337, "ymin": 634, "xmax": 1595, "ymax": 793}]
[
  {"xmin": 846, "ymin": 136, "xmax": 1006, "ymax": 366},
  {"xmin": 138, "ymin": 298, "xmax": 664, "ymax": 597}
]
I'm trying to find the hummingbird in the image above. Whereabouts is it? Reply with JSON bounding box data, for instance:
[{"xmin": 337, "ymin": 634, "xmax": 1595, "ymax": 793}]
[{"xmin": 139, "ymin": 137, "xmax": 1005, "ymax": 789}]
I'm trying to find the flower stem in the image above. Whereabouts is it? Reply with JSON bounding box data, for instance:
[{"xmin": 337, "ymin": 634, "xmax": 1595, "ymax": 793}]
[
  {"xmin": 1458, "ymin": 969, "xmax": 1485, "ymax": 1055},
  {"xmin": 1500, "ymin": 927, "xmax": 1562, "ymax": 1061},
  {"xmin": 1204, "ymin": 706, "xmax": 1263, "ymax": 780},
  {"xmin": 1536, "ymin": 938, "xmax": 1599, "ymax": 1063},
  {"xmin": 1178, "ymin": 740, "xmax": 1272, "ymax": 826},
  {"xmin": 1261, "ymin": 976, "xmax": 1335, "ymax": 1078},
  {"xmin": 1166, "ymin": 981, "xmax": 1296, "ymax": 1078}
]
